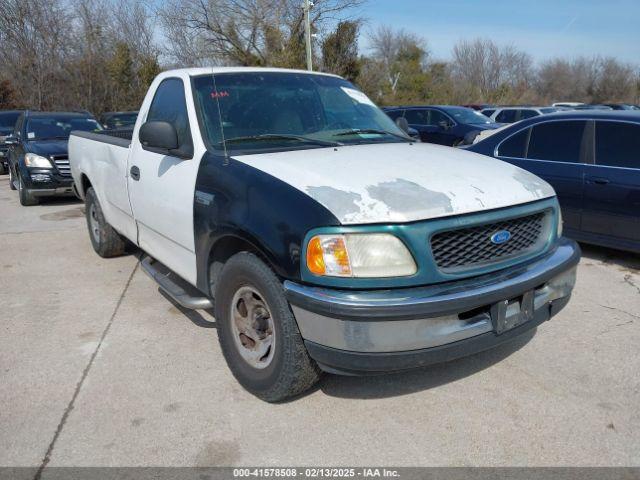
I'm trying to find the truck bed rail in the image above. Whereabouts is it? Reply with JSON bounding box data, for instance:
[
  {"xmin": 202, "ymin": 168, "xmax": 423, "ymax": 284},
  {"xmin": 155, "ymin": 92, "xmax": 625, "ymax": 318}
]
[{"xmin": 70, "ymin": 129, "xmax": 131, "ymax": 148}]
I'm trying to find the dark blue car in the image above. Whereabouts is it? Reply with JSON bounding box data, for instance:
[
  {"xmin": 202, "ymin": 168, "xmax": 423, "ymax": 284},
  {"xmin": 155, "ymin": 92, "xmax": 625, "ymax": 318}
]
[
  {"xmin": 383, "ymin": 105, "xmax": 503, "ymax": 146},
  {"xmin": 466, "ymin": 111, "xmax": 640, "ymax": 253}
]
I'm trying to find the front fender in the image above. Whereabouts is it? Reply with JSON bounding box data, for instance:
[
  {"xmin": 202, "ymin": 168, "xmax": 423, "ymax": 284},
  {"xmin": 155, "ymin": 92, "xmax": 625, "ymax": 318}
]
[{"xmin": 193, "ymin": 151, "xmax": 340, "ymax": 293}]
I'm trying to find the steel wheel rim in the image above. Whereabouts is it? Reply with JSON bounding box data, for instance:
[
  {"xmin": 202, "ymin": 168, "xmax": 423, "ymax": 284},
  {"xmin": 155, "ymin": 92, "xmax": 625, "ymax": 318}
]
[
  {"xmin": 88, "ymin": 203, "xmax": 100, "ymax": 243},
  {"xmin": 230, "ymin": 286, "xmax": 276, "ymax": 369}
]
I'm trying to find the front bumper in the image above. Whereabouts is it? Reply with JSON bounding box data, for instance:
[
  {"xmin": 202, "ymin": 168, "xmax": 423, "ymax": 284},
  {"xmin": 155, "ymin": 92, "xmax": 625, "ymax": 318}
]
[
  {"xmin": 285, "ymin": 238, "xmax": 580, "ymax": 375},
  {"xmin": 24, "ymin": 169, "xmax": 74, "ymax": 196}
]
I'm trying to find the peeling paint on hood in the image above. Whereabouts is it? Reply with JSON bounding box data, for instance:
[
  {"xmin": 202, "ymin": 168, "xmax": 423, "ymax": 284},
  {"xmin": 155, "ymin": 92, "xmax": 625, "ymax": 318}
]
[{"xmin": 232, "ymin": 142, "xmax": 556, "ymax": 225}]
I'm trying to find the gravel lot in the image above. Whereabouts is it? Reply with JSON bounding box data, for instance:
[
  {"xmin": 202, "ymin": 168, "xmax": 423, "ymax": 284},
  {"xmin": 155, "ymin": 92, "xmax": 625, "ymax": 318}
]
[{"xmin": 1, "ymin": 179, "xmax": 639, "ymax": 468}]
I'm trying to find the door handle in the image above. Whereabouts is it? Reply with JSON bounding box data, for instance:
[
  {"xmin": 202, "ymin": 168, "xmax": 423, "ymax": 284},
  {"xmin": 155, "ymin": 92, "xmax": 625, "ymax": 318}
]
[
  {"xmin": 587, "ymin": 177, "xmax": 610, "ymax": 185},
  {"xmin": 130, "ymin": 165, "xmax": 140, "ymax": 181}
]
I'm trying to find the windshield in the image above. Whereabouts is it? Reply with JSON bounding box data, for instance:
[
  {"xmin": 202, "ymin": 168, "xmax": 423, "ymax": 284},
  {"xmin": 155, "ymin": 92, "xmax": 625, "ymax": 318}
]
[
  {"xmin": 25, "ymin": 116, "xmax": 101, "ymax": 140},
  {"xmin": 0, "ymin": 112, "xmax": 20, "ymax": 129},
  {"xmin": 442, "ymin": 107, "xmax": 492, "ymax": 125},
  {"xmin": 103, "ymin": 113, "xmax": 137, "ymax": 129},
  {"xmin": 192, "ymin": 72, "xmax": 408, "ymax": 153}
]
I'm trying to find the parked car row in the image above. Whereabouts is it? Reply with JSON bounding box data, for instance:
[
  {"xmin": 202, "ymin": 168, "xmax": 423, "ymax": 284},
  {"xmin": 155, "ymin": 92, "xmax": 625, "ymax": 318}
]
[
  {"xmin": 465, "ymin": 110, "xmax": 640, "ymax": 254},
  {"xmin": 480, "ymin": 106, "xmax": 562, "ymax": 123},
  {"xmin": 0, "ymin": 109, "xmax": 138, "ymax": 205},
  {"xmin": 384, "ymin": 105, "xmax": 503, "ymax": 146}
]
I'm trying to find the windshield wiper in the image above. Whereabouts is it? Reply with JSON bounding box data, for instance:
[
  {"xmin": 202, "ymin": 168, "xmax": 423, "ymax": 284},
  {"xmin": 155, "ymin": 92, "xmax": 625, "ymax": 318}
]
[
  {"xmin": 333, "ymin": 128, "xmax": 412, "ymax": 141},
  {"xmin": 218, "ymin": 134, "xmax": 341, "ymax": 147}
]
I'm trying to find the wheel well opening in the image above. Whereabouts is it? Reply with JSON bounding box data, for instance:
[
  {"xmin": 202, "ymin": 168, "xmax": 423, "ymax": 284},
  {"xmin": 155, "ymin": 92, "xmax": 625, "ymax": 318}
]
[
  {"xmin": 81, "ymin": 174, "xmax": 92, "ymax": 197},
  {"xmin": 208, "ymin": 236, "xmax": 270, "ymax": 293}
]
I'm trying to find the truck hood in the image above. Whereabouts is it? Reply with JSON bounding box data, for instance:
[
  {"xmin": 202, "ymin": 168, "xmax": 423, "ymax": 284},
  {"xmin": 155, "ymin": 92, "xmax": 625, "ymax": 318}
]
[{"xmin": 233, "ymin": 142, "xmax": 555, "ymax": 225}]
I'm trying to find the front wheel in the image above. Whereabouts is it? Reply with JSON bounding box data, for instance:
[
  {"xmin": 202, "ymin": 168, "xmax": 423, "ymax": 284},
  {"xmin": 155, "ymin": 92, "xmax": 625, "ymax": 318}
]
[
  {"xmin": 214, "ymin": 252, "xmax": 320, "ymax": 402},
  {"xmin": 85, "ymin": 187, "xmax": 127, "ymax": 257},
  {"xmin": 18, "ymin": 174, "xmax": 38, "ymax": 206}
]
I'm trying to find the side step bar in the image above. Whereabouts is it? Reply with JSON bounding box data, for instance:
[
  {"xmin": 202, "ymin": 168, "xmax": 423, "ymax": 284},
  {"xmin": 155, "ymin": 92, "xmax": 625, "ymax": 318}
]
[{"xmin": 140, "ymin": 256, "xmax": 213, "ymax": 310}]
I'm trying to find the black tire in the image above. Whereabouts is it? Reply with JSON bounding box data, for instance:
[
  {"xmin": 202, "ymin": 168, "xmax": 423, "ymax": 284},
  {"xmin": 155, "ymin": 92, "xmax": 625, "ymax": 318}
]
[
  {"xmin": 214, "ymin": 252, "xmax": 320, "ymax": 402},
  {"xmin": 9, "ymin": 167, "xmax": 17, "ymax": 190},
  {"xmin": 18, "ymin": 174, "xmax": 38, "ymax": 206},
  {"xmin": 85, "ymin": 187, "xmax": 127, "ymax": 257}
]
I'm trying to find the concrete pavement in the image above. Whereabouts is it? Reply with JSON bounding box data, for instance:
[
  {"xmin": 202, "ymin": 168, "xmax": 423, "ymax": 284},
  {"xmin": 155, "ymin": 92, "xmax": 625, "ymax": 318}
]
[{"xmin": 1, "ymin": 179, "xmax": 638, "ymax": 468}]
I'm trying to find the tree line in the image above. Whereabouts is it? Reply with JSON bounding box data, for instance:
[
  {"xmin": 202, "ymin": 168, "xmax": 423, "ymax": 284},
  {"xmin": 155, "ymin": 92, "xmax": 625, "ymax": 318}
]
[{"xmin": 1, "ymin": 0, "xmax": 638, "ymax": 115}]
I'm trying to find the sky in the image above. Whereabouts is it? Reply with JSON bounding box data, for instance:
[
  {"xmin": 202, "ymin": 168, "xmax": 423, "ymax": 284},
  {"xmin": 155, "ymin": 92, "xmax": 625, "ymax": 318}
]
[{"xmin": 356, "ymin": 0, "xmax": 640, "ymax": 64}]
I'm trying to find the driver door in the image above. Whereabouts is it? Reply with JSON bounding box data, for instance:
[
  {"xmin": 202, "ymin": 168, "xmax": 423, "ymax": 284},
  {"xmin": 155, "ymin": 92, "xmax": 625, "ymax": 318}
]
[{"xmin": 127, "ymin": 77, "xmax": 204, "ymax": 284}]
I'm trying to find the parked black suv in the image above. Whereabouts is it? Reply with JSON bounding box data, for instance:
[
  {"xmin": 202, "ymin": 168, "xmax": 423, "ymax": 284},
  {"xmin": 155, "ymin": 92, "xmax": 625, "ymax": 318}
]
[
  {"xmin": 0, "ymin": 110, "xmax": 23, "ymax": 174},
  {"xmin": 99, "ymin": 111, "xmax": 138, "ymax": 129},
  {"xmin": 6, "ymin": 111, "xmax": 102, "ymax": 205}
]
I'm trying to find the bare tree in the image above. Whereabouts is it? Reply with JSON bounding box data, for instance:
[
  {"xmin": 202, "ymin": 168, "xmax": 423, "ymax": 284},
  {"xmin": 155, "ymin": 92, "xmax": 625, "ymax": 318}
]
[
  {"xmin": 158, "ymin": 0, "xmax": 363, "ymax": 68},
  {"xmin": 0, "ymin": 0, "xmax": 73, "ymax": 109},
  {"xmin": 536, "ymin": 56, "xmax": 636, "ymax": 103},
  {"xmin": 451, "ymin": 38, "xmax": 532, "ymax": 101},
  {"xmin": 593, "ymin": 57, "xmax": 636, "ymax": 102}
]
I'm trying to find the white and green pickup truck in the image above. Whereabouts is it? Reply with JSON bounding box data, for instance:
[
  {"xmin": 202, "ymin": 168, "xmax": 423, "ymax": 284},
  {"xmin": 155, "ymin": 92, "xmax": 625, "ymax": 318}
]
[{"xmin": 69, "ymin": 68, "xmax": 580, "ymax": 401}]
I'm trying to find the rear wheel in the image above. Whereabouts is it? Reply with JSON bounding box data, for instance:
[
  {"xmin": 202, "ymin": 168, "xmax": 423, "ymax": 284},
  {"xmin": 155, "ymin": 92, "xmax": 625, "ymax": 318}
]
[
  {"xmin": 85, "ymin": 187, "xmax": 127, "ymax": 257},
  {"xmin": 18, "ymin": 174, "xmax": 38, "ymax": 206},
  {"xmin": 214, "ymin": 252, "xmax": 320, "ymax": 402}
]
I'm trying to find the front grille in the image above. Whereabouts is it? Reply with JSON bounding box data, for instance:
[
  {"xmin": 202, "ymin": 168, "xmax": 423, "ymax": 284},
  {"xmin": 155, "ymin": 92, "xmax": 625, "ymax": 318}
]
[
  {"xmin": 51, "ymin": 155, "xmax": 71, "ymax": 176},
  {"xmin": 430, "ymin": 211, "xmax": 549, "ymax": 272}
]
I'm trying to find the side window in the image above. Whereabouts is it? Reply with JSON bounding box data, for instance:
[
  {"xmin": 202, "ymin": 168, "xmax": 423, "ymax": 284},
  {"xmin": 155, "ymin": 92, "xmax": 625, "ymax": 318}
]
[
  {"xmin": 385, "ymin": 110, "xmax": 404, "ymax": 121},
  {"xmin": 404, "ymin": 109, "xmax": 429, "ymax": 125},
  {"xmin": 481, "ymin": 109, "xmax": 495, "ymax": 117},
  {"xmin": 519, "ymin": 110, "xmax": 539, "ymax": 120},
  {"xmin": 495, "ymin": 110, "xmax": 517, "ymax": 123},
  {"xmin": 146, "ymin": 78, "xmax": 193, "ymax": 152},
  {"xmin": 595, "ymin": 121, "xmax": 640, "ymax": 168},
  {"xmin": 497, "ymin": 128, "xmax": 529, "ymax": 158},
  {"xmin": 428, "ymin": 110, "xmax": 449, "ymax": 126},
  {"xmin": 527, "ymin": 121, "xmax": 586, "ymax": 163}
]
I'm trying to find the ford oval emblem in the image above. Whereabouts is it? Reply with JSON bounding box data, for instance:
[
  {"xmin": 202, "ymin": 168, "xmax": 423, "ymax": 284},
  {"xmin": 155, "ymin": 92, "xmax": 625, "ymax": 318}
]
[{"xmin": 490, "ymin": 230, "xmax": 511, "ymax": 245}]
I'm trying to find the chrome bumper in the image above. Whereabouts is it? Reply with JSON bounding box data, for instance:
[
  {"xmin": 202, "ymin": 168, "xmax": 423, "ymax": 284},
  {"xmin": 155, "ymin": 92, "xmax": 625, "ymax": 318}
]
[{"xmin": 285, "ymin": 238, "xmax": 580, "ymax": 373}]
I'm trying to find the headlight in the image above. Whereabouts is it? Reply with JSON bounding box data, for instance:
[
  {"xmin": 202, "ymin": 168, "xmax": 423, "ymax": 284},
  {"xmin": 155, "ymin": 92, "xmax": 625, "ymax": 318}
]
[
  {"xmin": 306, "ymin": 233, "xmax": 417, "ymax": 278},
  {"xmin": 24, "ymin": 153, "xmax": 53, "ymax": 168},
  {"xmin": 557, "ymin": 209, "xmax": 563, "ymax": 237}
]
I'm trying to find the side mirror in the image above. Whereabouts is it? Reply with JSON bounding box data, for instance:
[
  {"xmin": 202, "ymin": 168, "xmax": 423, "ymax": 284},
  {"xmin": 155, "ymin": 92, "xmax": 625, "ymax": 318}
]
[
  {"xmin": 140, "ymin": 121, "xmax": 180, "ymax": 152},
  {"xmin": 395, "ymin": 117, "xmax": 410, "ymax": 134},
  {"xmin": 438, "ymin": 120, "xmax": 451, "ymax": 130}
]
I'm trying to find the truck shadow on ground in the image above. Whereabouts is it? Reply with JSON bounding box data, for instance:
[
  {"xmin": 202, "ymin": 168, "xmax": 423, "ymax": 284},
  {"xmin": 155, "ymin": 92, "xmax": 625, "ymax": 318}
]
[
  {"xmin": 36, "ymin": 196, "xmax": 83, "ymax": 207},
  {"xmin": 579, "ymin": 243, "xmax": 640, "ymax": 272},
  {"xmin": 315, "ymin": 329, "xmax": 535, "ymax": 400},
  {"xmin": 159, "ymin": 289, "xmax": 217, "ymax": 329}
]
